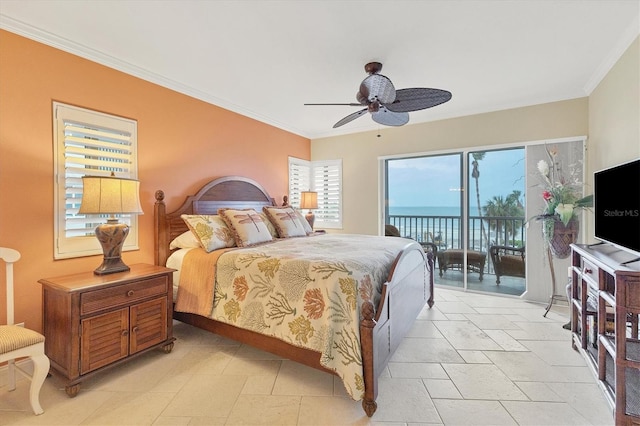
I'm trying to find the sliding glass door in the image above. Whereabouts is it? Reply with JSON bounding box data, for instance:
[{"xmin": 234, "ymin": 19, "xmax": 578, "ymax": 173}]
[
  {"xmin": 385, "ymin": 147, "xmax": 526, "ymax": 296},
  {"xmin": 524, "ymin": 139, "xmax": 587, "ymax": 304},
  {"xmin": 466, "ymin": 148, "xmax": 526, "ymax": 295},
  {"xmin": 385, "ymin": 153, "xmax": 464, "ymax": 289}
]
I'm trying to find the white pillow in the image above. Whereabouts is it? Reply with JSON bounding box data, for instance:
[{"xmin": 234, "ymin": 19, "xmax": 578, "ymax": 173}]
[
  {"xmin": 294, "ymin": 209, "xmax": 314, "ymax": 235},
  {"xmin": 181, "ymin": 214, "xmax": 236, "ymax": 252},
  {"xmin": 218, "ymin": 208, "xmax": 274, "ymax": 247},
  {"xmin": 169, "ymin": 230, "xmax": 202, "ymax": 250}
]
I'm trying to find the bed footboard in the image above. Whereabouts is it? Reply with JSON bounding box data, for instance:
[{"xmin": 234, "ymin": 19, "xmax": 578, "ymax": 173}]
[{"xmin": 360, "ymin": 242, "xmax": 434, "ymax": 416}]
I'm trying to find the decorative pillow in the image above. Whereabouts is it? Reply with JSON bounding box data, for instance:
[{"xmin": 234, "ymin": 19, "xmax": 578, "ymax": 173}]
[
  {"xmin": 263, "ymin": 206, "xmax": 307, "ymax": 238},
  {"xmin": 218, "ymin": 208, "xmax": 273, "ymax": 247},
  {"xmin": 259, "ymin": 211, "xmax": 279, "ymax": 239},
  {"xmin": 295, "ymin": 209, "xmax": 314, "ymax": 235},
  {"xmin": 181, "ymin": 214, "xmax": 236, "ymax": 252},
  {"xmin": 169, "ymin": 230, "xmax": 202, "ymax": 250}
]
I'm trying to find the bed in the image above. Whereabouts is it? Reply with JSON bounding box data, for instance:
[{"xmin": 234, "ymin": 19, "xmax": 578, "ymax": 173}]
[{"xmin": 153, "ymin": 176, "xmax": 434, "ymax": 417}]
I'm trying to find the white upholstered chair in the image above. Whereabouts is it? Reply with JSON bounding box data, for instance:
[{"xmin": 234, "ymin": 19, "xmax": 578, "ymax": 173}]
[{"xmin": 0, "ymin": 247, "xmax": 49, "ymax": 415}]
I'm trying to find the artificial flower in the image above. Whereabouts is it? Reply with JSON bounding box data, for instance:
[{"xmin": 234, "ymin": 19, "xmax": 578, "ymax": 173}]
[
  {"xmin": 537, "ymin": 160, "xmax": 550, "ymax": 183},
  {"xmin": 531, "ymin": 145, "xmax": 593, "ymax": 230},
  {"xmin": 554, "ymin": 203, "xmax": 576, "ymax": 226}
]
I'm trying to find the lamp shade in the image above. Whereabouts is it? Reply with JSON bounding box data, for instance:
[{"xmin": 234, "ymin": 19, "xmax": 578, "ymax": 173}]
[
  {"xmin": 300, "ymin": 191, "xmax": 318, "ymax": 210},
  {"xmin": 79, "ymin": 175, "xmax": 143, "ymax": 215}
]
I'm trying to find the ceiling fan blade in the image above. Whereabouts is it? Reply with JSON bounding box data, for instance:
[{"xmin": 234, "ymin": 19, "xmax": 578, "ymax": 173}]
[
  {"xmin": 333, "ymin": 108, "xmax": 368, "ymax": 128},
  {"xmin": 360, "ymin": 74, "xmax": 396, "ymax": 104},
  {"xmin": 371, "ymin": 107, "xmax": 409, "ymax": 127},
  {"xmin": 385, "ymin": 88, "xmax": 452, "ymax": 112},
  {"xmin": 304, "ymin": 103, "xmax": 364, "ymax": 106}
]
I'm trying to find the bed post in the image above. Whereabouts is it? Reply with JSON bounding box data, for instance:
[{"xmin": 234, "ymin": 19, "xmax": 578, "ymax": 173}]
[
  {"xmin": 360, "ymin": 301, "xmax": 377, "ymax": 417},
  {"xmin": 154, "ymin": 190, "xmax": 168, "ymax": 267}
]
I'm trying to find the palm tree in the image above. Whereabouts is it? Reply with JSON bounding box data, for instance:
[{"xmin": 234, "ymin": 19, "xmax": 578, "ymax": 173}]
[
  {"xmin": 506, "ymin": 189, "xmax": 524, "ymax": 211},
  {"xmin": 483, "ymin": 190, "xmax": 525, "ymax": 245},
  {"xmin": 470, "ymin": 152, "xmax": 489, "ymax": 250}
]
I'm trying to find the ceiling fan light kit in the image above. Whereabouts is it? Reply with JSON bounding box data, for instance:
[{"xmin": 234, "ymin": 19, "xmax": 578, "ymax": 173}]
[{"xmin": 305, "ymin": 62, "xmax": 452, "ymax": 128}]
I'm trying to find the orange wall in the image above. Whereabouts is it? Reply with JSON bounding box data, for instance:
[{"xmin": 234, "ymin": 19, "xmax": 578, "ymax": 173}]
[{"xmin": 0, "ymin": 30, "xmax": 310, "ymax": 331}]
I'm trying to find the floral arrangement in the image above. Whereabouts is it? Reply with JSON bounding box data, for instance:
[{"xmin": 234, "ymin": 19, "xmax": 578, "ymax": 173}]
[{"xmin": 534, "ymin": 146, "xmax": 593, "ymax": 226}]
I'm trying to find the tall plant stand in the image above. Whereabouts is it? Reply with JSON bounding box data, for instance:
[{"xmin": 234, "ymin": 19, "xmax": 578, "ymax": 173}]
[
  {"xmin": 543, "ymin": 218, "xmax": 577, "ymax": 317},
  {"xmin": 543, "ymin": 246, "xmax": 565, "ymax": 317}
]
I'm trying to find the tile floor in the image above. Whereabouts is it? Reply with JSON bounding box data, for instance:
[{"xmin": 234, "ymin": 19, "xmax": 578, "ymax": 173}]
[{"xmin": 1, "ymin": 288, "xmax": 614, "ymax": 425}]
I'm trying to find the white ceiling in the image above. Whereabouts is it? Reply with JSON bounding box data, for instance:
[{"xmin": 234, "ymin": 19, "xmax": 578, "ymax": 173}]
[{"xmin": 1, "ymin": 1, "xmax": 639, "ymax": 139}]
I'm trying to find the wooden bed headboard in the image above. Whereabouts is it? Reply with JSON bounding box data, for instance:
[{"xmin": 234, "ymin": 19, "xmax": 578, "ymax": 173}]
[{"xmin": 154, "ymin": 176, "xmax": 277, "ymax": 266}]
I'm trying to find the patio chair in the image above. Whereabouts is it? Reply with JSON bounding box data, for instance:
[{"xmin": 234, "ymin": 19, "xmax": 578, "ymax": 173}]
[
  {"xmin": 489, "ymin": 245, "xmax": 525, "ymax": 285},
  {"xmin": 384, "ymin": 224, "xmax": 401, "ymax": 237},
  {"xmin": 424, "ymin": 231, "xmax": 446, "ymax": 249}
]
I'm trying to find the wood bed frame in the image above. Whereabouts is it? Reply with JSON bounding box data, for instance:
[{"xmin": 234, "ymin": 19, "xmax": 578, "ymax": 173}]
[{"xmin": 154, "ymin": 175, "xmax": 434, "ymax": 417}]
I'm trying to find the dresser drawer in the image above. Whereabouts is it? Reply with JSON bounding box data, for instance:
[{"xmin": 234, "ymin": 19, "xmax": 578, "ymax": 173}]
[
  {"xmin": 580, "ymin": 258, "xmax": 599, "ymax": 288},
  {"xmin": 81, "ymin": 276, "xmax": 168, "ymax": 315}
]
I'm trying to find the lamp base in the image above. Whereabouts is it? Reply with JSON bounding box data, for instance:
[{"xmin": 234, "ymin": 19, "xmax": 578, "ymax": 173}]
[
  {"xmin": 94, "ymin": 220, "xmax": 130, "ymax": 275},
  {"xmin": 305, "ymin": 211, "xmax": 315, "ymax": 230}
]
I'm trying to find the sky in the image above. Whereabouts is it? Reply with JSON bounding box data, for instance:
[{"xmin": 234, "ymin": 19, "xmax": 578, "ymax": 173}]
[{"xmin": 387, "ymin": 148, "xmax": 526, "ymax": 211}]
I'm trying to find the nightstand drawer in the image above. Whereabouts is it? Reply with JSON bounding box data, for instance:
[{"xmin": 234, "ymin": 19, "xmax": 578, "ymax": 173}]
[{"xmin": 81, "ymin": 276, "xmax": 168, "ymax": 315}]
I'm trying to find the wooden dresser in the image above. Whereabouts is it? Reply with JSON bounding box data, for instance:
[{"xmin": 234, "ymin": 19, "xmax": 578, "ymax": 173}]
[
  {"xmin": 570, "ymin": 244, "xmax": 640, "ymax": 424},
  {"xmin": 39, "ymin": 264, "xmax": 175, "ymax": 396}
]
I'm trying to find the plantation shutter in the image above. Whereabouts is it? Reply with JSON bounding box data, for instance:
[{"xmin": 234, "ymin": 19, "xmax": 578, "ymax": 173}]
[
  {"xmin": 54, "ymin": 102, "xmax": 139, "ymax": 259},
  {"xmin": 288, "ymin": 157, "xmax": 311, "ymax": 208},
  {"xmin": 288, "ymin": 157, "xmax": 342, "ymax": 229},
  {"xmin": 312, "ymin": 160, "xmax": 342, "ymax": 228}
]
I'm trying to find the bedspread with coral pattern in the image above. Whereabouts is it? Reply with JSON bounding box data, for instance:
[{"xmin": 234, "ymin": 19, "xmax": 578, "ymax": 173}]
[{"xmin": 200, "ymin": 233, "xmax": 418, "ymax": 400}]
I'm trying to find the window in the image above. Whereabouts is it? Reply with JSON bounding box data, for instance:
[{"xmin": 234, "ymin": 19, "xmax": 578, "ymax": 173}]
[
  {"xmin": 289, "ymin": 157, "xmax": 342, "ymax": 229},
  {"xmin": 53, "ymin": 102, "xmax": 139, "ymax": 259}
]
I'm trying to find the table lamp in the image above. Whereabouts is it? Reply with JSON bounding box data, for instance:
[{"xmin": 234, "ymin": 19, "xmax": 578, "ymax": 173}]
[
  {"xmin": 79, "ymin": 173, "xmax": 143, "ymax": 275},
  {"xmin": 300, "ymin": 191, "xmax": 318, "ymax": 229}
]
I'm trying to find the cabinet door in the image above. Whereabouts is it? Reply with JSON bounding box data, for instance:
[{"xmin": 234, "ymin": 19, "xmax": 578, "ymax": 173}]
[
  {"xmin": 81, "ymin": 308, "xmax": 129, "ymax": 374},
  {"xmin": 130, "ymin": 297, "xmax": 167, "ymax": 354}
]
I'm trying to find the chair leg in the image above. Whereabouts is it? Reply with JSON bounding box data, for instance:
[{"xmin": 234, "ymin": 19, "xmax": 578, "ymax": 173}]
[
  {"xmin": 8, "ymin": 359, "xmax": 17, "ymax": 391},
  {"xmin": 29, "ymin": 353, "xmax": 50, "ymax": 415}
]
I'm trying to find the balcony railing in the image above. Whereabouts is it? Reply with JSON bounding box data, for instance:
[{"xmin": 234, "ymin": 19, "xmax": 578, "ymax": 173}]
[{"xmin": 388, "ymin": 214, "xmax": 526, "ymax": 274}]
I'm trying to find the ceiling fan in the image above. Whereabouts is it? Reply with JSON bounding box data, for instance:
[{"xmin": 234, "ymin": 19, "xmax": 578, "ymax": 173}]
[{"xmin": 305, "ymin": 62, "xmax": 452, "ymax": 128}]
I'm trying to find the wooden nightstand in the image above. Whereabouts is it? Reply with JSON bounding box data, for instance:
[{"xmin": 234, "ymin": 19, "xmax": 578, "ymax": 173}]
[{"xmin": 39, "ymin": 264, "xmax": 176, "ymax": 397}]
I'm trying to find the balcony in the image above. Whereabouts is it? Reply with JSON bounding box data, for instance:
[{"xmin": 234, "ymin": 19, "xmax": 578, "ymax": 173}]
[{"xmin": 388, "ymin": 214, "xmax": 526, "ymax": 294}]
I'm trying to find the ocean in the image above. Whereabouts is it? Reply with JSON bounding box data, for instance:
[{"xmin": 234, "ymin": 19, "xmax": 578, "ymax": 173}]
[{"xmin": 389, "ymin": 206, "xmax": 460, "ymax": 217}]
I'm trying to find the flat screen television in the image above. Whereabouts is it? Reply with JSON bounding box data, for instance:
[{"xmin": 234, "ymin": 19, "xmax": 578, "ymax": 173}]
[{"xmin": 594, "ymin": 158, "xmax": 640, "ymax": 259}]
